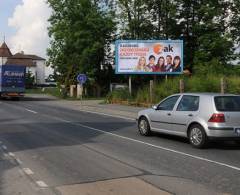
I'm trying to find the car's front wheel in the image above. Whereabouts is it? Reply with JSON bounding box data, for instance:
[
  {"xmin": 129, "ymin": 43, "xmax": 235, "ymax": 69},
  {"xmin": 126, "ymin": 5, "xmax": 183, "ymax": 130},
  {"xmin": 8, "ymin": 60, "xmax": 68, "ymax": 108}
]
[
  {"xmin": 189, "ymin": 124, "xmax": 208, "ymax": 148},
  {"xmin": 138, "ymin": 117, "xmax": 151, "ymax": 136}
]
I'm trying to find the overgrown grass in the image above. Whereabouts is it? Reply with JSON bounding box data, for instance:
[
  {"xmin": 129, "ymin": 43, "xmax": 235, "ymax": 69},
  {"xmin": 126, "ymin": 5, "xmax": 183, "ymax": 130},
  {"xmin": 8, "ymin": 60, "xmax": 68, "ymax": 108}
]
[
  {"xmin": 106, "ymin": 75, "xmax": 240, "ymax": 106},
  {"xmin": 26, "ymin": 87, "xmax": 62, "ymax": 98},
  {"xmin": 26, "ymin": 87, "xmax": 105, "ymax": 101}
]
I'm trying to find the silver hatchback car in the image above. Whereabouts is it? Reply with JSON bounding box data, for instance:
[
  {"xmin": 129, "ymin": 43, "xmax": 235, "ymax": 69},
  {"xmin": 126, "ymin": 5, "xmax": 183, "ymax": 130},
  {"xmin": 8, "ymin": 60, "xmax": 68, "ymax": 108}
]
[{"xmin": 137, "ymin": 93, "xmax": 240, "ymax": 148}]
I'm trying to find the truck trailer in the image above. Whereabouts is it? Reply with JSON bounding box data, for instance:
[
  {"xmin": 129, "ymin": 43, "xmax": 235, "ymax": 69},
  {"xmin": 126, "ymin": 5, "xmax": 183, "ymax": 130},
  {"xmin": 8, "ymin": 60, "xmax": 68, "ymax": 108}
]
[{"xmin": 0, "ymin": 65, "xmax": 26, "ymax": 99}]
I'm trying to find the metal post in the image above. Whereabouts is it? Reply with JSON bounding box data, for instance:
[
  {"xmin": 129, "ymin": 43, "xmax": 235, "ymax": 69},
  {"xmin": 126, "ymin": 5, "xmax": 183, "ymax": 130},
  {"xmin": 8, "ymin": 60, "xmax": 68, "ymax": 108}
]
[
  {"xmin": 77, "ymin": 84, "xmax": 83, "ymax": 99},
  {"xmin": 165, "ymin": 75, "xmax": 168, "ymax": 81},
  {"xmin": 129, "ymin": 76, "xmax": 132, "ymax": 95}
]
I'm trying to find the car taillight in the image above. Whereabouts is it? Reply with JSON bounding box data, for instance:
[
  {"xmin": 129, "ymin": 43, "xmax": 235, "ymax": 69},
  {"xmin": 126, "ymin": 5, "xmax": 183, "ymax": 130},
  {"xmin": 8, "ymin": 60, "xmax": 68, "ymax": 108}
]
[{"xmin": 208, "ymin": 113, "xmax": 225, "ymax": 123}]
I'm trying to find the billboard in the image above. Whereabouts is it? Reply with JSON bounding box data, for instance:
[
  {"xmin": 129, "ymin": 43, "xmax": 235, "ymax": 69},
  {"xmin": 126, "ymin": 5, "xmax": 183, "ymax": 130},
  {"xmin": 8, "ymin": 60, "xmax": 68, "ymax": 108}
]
[{"xmin": 115, "ymin": 40, "xmax": 183, "ymax": 74}]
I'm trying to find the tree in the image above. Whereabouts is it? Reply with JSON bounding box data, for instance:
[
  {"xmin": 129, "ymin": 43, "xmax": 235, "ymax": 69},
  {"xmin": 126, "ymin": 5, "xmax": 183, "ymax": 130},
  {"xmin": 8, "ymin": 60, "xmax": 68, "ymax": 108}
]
[
  {"xmin": 25, "ymin": 71, "xmax": 35, "ymax": 89},
  {"xmin": 47, "ymin": 0, "xmax": 115, "ymax": 95},
  {"xmin": 116, "ymin": 0, "xmax": 238, "ymax": 73}
]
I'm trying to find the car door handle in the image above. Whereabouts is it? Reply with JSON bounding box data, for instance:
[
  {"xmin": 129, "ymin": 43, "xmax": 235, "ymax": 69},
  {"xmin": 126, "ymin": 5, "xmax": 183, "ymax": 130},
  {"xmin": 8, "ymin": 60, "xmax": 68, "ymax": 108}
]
[
  {"xmin": 167, "ymin": 113, "xmax": 171, "ymax": 116},
  {"xmin": 188, "ymin": 114, "xmax": 193, "ymax": 117}
]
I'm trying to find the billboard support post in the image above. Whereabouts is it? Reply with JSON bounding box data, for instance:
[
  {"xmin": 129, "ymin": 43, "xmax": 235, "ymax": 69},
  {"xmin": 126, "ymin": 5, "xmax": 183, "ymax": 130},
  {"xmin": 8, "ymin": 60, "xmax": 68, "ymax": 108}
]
[
  {"xmin": 179, "ymin": 79, "xmax": 184, "ymax": 93},
  {"xmin": 150, "ymin": 80, "xmax": 154, "ymax": 103},
  {"xmin": 129, "ymin": 76, "xmax": 132, "ymax": 96}
]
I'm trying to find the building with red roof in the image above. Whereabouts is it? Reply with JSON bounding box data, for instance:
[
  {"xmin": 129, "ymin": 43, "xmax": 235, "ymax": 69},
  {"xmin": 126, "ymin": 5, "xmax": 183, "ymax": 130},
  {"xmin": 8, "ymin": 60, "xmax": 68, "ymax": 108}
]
[{"xmin": 0, "ymin": 41, "xmax": 46, "ymax": 84}]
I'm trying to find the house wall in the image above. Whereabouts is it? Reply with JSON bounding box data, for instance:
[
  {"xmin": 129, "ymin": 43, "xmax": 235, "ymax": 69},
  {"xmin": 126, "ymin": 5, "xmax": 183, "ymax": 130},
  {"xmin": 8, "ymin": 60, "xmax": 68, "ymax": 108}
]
[{"xmin": 0, "ymin": 57, "xmax": 8, "ymax": 65}]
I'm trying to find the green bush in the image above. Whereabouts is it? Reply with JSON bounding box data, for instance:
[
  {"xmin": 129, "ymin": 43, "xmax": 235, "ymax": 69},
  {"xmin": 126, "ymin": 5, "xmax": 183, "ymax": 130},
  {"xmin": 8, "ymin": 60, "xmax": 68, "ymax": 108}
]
[
  {"xmin": 25, "ymin": 71, "xmax": 35, "ymax": 89},
  {"xmin": 227, "ymin": 77, "xmax": 240, "ymax": 94},
  {"xmin": 106, "ymin": 74, "xmax": 240, "ymax": 105},
  {"xmin": 106, "ymin": 89, "xmax": 131, "ymax": 103},
  {"xmin": 185, "ymin": 75, "xmax": 220, "ymax": 93}
]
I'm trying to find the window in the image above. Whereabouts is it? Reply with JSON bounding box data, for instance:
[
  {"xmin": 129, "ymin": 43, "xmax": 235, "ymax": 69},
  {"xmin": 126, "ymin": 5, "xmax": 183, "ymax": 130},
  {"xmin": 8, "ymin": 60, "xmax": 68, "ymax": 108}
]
[
  {"xmin": 158, "ymin": 96, "xmax": 180, "ymax": 111},
  {"xmin": 215, "ymin": 96, "xmax": 240, "ymax": 112},
  {"xmin": 177, "ymin": 95, "xmax": 199, "ymax": 111}
]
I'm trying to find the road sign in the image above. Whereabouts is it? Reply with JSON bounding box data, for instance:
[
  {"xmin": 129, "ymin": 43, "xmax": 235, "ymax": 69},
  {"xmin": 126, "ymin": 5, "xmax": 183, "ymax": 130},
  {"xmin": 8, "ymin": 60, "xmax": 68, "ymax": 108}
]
[{"xmin": 77, "ymin": 74, "xmax": 87, "ymax": 85}]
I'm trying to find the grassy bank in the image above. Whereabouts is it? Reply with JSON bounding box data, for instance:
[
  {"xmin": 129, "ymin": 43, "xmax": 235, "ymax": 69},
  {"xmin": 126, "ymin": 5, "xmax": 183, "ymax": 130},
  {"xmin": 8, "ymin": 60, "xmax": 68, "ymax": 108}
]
[
  {"xmin": 106, "ymin": 75, "xmax": 240, "ymax": 106},
  {"xmin": 26, "ymin": 87, "xmax": 105, "ymax": 101},
  {"xmin": 26, "ymin": 87, "xmax": 62, "ymax": 98}
]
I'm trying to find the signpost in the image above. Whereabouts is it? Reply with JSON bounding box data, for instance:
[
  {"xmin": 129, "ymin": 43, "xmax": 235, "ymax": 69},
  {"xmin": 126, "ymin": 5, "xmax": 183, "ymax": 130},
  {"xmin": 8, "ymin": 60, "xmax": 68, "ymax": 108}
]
[
  {"xmin": 77, "ymin": 74, "xmax": 87, "ymax": 100},
  {"xmin": 77, "ymin": 74, "xmax": 87, "ymax": 85}
]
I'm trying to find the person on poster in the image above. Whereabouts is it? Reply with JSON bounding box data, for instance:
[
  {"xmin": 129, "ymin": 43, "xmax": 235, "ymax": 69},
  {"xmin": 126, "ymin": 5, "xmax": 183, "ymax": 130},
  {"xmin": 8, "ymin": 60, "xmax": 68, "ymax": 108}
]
[
  {"xmin": 153, "ymin": 56, "xmax": 165, "ymax": 72},
  {"xmin": 146, "ymin": 55, "xmax": 156, "ymax": 72},
  {"xmin": 135, "ymin": 56, "xmax": 147, "ymax": 72},
  {"xmin": 165, "ymin": 55, "xmax": 173, "ymax": 72},
  {"xmin": 172, "ymin": 56, "xmax": 181, "ymax": 72}
]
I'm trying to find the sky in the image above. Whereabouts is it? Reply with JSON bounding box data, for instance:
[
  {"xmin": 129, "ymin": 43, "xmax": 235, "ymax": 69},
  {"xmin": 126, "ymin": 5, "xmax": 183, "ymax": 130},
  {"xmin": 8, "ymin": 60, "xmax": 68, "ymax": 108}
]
[{"xmin": 0, "ymin": 0, "xmax": 51, "ymax": 59}]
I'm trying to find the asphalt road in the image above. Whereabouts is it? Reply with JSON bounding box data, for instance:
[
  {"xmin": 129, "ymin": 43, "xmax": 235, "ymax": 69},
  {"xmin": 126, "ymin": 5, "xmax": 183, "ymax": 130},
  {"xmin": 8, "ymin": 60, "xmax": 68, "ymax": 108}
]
[{"xmin": 1, "ymin": 96, "xmax": 240, "ymax": 195}]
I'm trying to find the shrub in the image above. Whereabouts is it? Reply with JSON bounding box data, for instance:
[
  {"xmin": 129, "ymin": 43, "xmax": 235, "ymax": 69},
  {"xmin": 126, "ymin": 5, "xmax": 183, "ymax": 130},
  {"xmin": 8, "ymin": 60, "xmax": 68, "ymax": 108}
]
[
  {"xmin": 106, "ymin": 89, "xmax": 131, "ymax": 103},
  {"xmin": 106, "ymin": 74, "xmax": 240, "ymax": 105}
]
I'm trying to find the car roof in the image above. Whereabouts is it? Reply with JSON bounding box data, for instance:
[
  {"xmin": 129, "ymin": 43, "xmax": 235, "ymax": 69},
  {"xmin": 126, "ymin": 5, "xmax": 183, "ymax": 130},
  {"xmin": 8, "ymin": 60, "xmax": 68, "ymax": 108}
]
[{"xmin": 173, "ymin": 93, "xmax": 239, "ymax": 97}]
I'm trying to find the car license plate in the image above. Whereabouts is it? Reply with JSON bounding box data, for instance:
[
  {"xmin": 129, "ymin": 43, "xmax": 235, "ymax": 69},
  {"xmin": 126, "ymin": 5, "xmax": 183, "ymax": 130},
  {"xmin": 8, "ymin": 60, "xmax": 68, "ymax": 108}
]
[{"xmin": 234, "ymin": 128, "xmax": 240, "ymax": 136}]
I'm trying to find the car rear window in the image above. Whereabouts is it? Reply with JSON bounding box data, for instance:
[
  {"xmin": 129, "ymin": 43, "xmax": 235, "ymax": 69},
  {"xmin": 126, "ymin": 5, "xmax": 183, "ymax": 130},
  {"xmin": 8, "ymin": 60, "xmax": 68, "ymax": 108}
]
[{"xmin": 214, "ymin": 96, "xmax": 240, "ymax": 112}]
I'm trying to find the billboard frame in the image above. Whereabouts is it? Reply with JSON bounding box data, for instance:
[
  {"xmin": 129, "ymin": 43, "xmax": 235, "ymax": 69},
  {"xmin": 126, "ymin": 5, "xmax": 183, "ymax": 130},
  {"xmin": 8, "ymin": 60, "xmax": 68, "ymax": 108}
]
[{"xmin": 115, "ymin": 39, "xmax": 184, "ymax": 75}]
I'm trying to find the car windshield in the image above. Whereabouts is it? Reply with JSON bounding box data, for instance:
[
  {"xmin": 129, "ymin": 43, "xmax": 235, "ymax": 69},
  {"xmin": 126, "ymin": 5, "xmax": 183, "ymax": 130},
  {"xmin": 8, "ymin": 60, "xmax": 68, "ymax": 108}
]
[{"xmin": 214, "ymin": 96, "xmax": 240, "ymax": 112}]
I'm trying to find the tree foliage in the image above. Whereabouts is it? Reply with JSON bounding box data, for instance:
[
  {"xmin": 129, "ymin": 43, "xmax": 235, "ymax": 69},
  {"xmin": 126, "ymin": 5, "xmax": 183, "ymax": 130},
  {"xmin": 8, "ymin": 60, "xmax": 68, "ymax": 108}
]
[
  {"xmin": 47, "ymin": 0, "xmax": 115, "ymax": 90},
  {"xmin": 116, "ymin": 0, "xmax": 239, "ymax": 72},
  {"xmin": 47, "ymin": 0, "xmax": 240, "ymax": 93}
]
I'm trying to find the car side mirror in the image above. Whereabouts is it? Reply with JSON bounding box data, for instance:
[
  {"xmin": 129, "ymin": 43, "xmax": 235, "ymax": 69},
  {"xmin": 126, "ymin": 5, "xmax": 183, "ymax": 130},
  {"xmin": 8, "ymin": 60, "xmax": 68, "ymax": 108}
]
[{"xmin": 152, "ymin": 105, "xmax": 158, "ymax": 110}]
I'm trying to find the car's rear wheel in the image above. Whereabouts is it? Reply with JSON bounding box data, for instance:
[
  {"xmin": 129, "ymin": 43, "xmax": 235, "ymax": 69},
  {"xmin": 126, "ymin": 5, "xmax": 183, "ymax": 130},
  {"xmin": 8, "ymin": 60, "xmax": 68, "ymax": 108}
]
[
  {"xmin": 189, "ymin": 124, "xmax": 208, "ymax": 148},
  {"xmin": 138, "ymin": 117, "xmax": 151, "ymax": 136}
]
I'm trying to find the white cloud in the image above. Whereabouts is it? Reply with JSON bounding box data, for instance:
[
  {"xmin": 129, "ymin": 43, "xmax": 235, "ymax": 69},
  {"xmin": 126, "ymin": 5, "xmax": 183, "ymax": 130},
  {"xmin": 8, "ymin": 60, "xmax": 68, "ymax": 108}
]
[{"xmin": 8, "ymin": 0, "xmax": 51, "ymax": 58}]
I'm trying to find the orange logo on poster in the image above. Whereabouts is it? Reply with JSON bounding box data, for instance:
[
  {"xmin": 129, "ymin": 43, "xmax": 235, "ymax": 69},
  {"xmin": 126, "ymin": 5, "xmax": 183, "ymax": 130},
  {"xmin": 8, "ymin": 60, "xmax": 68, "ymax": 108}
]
[{"xmin": 153, "ymin": 44, "xmax": 163, "ymax": 55}]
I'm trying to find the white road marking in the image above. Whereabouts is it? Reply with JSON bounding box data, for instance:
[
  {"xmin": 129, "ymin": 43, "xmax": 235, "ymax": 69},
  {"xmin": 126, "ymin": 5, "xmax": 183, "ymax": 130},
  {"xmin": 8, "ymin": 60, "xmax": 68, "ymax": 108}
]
[
  {"xmin": 8, "ymin": 152, "xmax": 15, "ymax": 157},
  {"xmin": 16, "ymin": 158, "xmax": 23, "ymax": 164},
  {"xmin": 2, "ymin": 145, "xmax": 7, "ymax": 150},
  {"xmin": 49, "ymin": 116, "xmax": 240, "ymax": 172},
  {"xmin": 79, "ymin": 109, "xmax": 136, "ymax": 121},
  {"xmin": 14, "ymin": 104, "xmax": 240, "ymax": 172},
  {"xmin": 36, "ymin": 181, "xmax": 48, "ymax": 188},
  {"xmin": 23, "ymin": 168, "xmax": 34, "ymax": 175},
  {"xmin": 25, "ymin": 109, "xmax": 38, "ymax": 114},
  {"xmin": 51, "ymin": 116, "xmax": 71, "ymax": 123}
]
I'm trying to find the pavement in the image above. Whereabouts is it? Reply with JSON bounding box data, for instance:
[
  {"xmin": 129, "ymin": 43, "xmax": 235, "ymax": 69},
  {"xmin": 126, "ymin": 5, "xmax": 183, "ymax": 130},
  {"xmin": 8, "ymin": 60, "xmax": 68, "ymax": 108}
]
[{"xmin": 0, "ymin": 94, "xmax": 239, "ymax": 194}]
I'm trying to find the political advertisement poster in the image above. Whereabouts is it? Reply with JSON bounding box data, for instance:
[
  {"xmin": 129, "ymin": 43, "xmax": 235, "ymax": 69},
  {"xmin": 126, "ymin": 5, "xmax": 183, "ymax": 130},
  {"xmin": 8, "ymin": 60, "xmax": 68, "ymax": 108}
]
[{"xmin": 115, "ymin": 40, "xmax": 183, "ymax": 74}]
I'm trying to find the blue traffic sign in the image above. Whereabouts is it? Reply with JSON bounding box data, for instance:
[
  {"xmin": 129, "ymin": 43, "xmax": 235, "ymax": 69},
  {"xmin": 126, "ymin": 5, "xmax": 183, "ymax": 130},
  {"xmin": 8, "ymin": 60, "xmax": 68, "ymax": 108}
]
[{"xmin": 77, "ymin": 74, "xmax": 87, "ymax": 84}]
